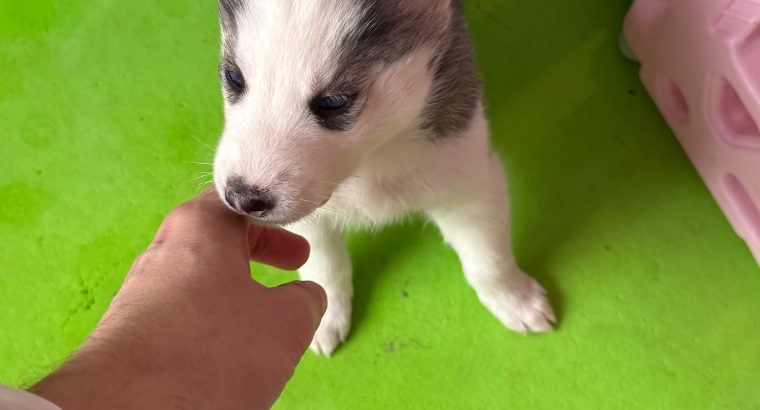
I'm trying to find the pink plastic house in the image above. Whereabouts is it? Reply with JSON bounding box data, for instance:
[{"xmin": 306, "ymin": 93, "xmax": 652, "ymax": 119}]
[{"xmin": 623, "ymin": 0, "xmax": 760, "ymax": 266}]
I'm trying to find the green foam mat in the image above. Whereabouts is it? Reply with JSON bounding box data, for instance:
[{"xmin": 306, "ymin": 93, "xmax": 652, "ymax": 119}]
[{"xmin": 1, "ymin": 0, "xmax": 759, "ymax": 408}]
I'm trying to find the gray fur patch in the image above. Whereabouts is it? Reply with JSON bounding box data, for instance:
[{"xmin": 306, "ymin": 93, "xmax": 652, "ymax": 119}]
[
  {"xmin": 218, "ymin": 0, "xmax": 242, "ymax": 33},
  {"xmin": 326, "ymin": 0, "xmax": 481, "ymax": 137},
  {"xmin": 333, "ymin": 1, "xmax": 447, "ymax": 82},
  {"xmin": 421, "ymin": 8, "xmax": 482, "ymax": 137},
  {"xmin": 218, "ymin": 0, "xmax": 243, "ymax": 60},
  {"xmin": 216, "ymin": 0, "xmax": 481, "ymax": 135},
  {"xmin": 218, "ymin": 0, "xmax": 245, "ymax": 103}
]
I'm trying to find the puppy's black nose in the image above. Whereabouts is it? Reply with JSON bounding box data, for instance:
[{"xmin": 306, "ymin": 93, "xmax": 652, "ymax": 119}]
[
  {"xmin": 224, "ymin": 178, "xmax": 275, "ymax": 217},
  {"xmin": 240, "ymin": 197, "xmax": 271, "ymax": 214}
]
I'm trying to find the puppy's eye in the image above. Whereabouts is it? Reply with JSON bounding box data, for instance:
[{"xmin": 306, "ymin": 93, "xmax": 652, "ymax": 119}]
[
  {"xmin": 310, "ymin": 93, "xmax": 359, "ymax": 130},
  {"xmin": 224, "ymin": 67, "xmax": 245, "ymax": 92},
  {"xmin": 317, "ymin": 95, "xmax": 351, "ymax": 111}
]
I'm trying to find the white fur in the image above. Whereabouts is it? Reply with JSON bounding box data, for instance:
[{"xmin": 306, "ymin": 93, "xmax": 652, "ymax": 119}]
[
  {"xmin": 290, "ymin": 108, "xmax": 555, "ymax": 355},
  {"xmin": 215, "ymin": 1, "xmax": 372, "ymax": 223},
  {"xmin": 214, "ymin": 0, "xmax": 556, "ymax": 356}
]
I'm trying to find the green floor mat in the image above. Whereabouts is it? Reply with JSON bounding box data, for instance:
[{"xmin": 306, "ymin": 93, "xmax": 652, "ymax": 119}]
[{"xmin": 2, "ymin": 0, "xmax": 759, "ymax": 408}]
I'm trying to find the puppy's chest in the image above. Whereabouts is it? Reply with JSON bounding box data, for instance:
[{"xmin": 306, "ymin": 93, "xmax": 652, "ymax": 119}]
[{"xmin": 327, "ymin": 176, "xmax": 428, "ymax": 227}]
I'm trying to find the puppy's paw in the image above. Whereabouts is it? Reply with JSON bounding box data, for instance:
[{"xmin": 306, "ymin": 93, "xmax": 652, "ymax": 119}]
[
  {"xmin": 310, "ymin": 295, "xmax": 351, "ymax": 356},
  {"xmin": 478, "ymin": 272, "xmax": 556, "ymax": 334}
]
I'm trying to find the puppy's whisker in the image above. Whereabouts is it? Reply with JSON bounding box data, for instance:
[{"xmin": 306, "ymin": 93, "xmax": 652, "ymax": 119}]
[
  {"xmin": 192, "ymin": 136, "xmax": 216, "ymax": 152},
  {"xmin": 191, "ymin": 172, "xmax": 214, "ymax": 178},
  {"xmin": 195, "ymin": 179, "xmax": 213, "ymax": 190},
  {"xmin": 190, "ymin": 174, "xmax": 214, "ymax": 183},
  {"xmin": 317, "ymin": 181, "xmax": 342, "ymax": 187},
  {"xmin": 295, "ymin": 199, "xmax": 324, "ymax": 206}
]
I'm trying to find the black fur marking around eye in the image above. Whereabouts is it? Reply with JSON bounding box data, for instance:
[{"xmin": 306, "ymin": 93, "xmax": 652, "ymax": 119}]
[
  {"xmin": 330, "ymin": 0, "xmax": 480, "ymax": 138},
  {"xmin": 225, "ymin": 67, "xmax": 245, "ymax": 91},
  {"xmin": 220, "ymin": 61, "xmax": 245, "ymax": 103},
  {"xmin": 309, "ymin": 93, "xmax": 361, "ymax": 131}
]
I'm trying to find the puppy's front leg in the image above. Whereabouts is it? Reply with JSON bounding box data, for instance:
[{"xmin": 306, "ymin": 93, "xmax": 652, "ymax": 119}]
[
  {"xmin": 288, "ymin": 219, "xmax": 352, "ymax": 356},
  {"xmin": 426, "ymin": 158, "xmax": 556, "ymax": 333}
]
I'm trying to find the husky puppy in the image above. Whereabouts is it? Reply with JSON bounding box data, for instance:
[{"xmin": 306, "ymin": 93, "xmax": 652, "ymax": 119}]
[{"xmin": 213, "ymin": 0, "xmax": 555, "ymax": 356}]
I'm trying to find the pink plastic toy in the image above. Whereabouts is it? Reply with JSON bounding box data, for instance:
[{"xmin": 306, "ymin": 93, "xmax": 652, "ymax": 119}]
[{"xmin": 623, "ymin": 0, "xmax": 760, "ymax": 266}]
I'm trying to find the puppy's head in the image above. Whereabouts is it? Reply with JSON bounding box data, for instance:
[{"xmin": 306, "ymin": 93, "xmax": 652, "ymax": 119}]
[{"xmin": 213, "ymin": 0, "xmax": 464, "ymax": 224}]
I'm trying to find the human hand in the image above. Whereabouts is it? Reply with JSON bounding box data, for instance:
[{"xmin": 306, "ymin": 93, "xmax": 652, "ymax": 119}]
[{"xmin": 30, "ymin": 189, "xmax": 325, "ymax": 410}]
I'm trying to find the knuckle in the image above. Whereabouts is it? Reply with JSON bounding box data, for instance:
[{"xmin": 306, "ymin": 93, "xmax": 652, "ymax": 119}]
[
  {"xmin": 165, "ymin": 203, "xmax": 197, "ymax": 224},
  {"xmin": 160, "ymin": 203, "xmax": 204, "ymax": 234}
]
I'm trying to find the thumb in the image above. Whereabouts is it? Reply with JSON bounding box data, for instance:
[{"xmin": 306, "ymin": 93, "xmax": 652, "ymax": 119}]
[
  {"xmin": 241, "ymin": 281, "xmax": 327, "ymax": 406},
  {"xmin": 275, "ymin": 281, "xmax": 327, "ymax": 331},
  {"xmin": 264, "ymin": 281, "xmax": 327, "ymax": 360},
  {"xmin": 269, "ymin": 281, "xmax": 327, "ymax": 357}
]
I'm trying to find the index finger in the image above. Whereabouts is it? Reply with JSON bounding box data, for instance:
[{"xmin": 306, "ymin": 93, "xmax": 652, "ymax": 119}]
[
  {"xmin": 249, "ymin": 225, "xmax": 310, "ymax": 270},
  {"xmin": 151, "ymin": 187, "xmax": 250, "ymax": 256}
]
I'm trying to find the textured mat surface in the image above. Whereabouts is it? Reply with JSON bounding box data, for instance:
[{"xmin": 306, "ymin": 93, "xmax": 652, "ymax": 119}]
[{"xmin": 1, "ymin": 0, "xmax": 759, "ymax": 408}]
